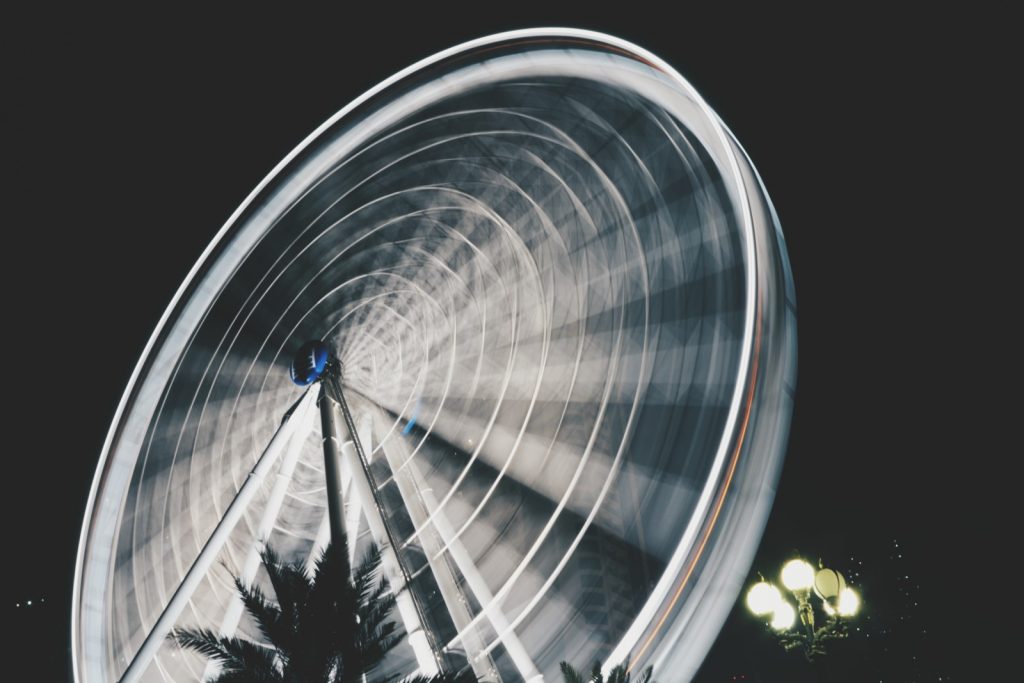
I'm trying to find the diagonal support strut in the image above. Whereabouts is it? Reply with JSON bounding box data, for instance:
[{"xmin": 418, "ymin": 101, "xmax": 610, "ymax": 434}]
[{"xmin": 118, "ymin": 389, "xmax": 317, "ymax": 683}]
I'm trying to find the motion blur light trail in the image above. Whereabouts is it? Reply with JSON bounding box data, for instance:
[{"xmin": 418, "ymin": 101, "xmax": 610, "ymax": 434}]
[{"xmin": 74, "ymin": 29, "xmax": 796, "ymax": 683}]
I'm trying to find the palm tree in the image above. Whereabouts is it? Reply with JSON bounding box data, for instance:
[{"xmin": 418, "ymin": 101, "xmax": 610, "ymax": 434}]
[
  {"xmin": 558, "ymin": 660, "xmax": 654, "ymax": 683},
  {"xmin": 170, "ymin": 533, "xmax": 429, "ymax": 682}
]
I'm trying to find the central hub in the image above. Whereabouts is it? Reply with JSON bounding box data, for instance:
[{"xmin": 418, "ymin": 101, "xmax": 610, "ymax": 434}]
[{"xmin": 289, "ymin": 340, "xmax": 333, "ymax": 386}]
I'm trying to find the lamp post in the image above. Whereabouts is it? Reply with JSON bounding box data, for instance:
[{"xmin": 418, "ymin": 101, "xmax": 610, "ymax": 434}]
[{"xmin": 746, "ymin": 557, "xmax": 861, "ymax": 662}]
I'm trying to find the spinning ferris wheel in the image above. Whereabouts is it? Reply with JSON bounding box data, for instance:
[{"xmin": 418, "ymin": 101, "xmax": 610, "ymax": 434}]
[{"xmin": 73, "ymin": 29, "xmax": 797, "ymax": 683}]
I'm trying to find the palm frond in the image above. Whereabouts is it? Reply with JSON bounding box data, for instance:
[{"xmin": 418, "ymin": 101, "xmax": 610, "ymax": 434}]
[
  {"xmin": 210, "ymin": 667, "xmax": 282, "ymax": 683},
  {"xmin": 360, "ymin": 587, "xmax": 398, "ymax": 634},
  {"xmin": 308, "ymin": 540, "xmax": 359, "ymax": 636},
  {"xmin": 170, "ymin": 627, "xmax": 232, "ymax": 663},
  {"xmin": 260, "ymin": 544, "xmax": 312, "ymax": 621},
  {"xmin": 560, "ymin": 661, "xmax": 588, "ymax": 683},
  {"xmin": 607, "ymin": 663, "xmax": 627, "ymax": 683},
  {"xmin": 352, "ymin": 542, "xmax": 385, "ymax": 603},
  {"xmin": 559, "ymin": 660, "xmax": 656, "ymax": 683},
  {"xmin": 170, "ymin": 627, "xmax": 279, "ymax": 675},
  {"xmin": 233, "ymin": 576, "xmax": 290, "ymax": 651},
  {"xmin": 401, "ymin": 669, "xmax": 479, "ymax": 683},
  {"xmin": 359, "ymin": 620, "xmax": 402, "ymax": 672},
  {"xmin": 310, "ymin": 538, "xmax": 353, "ymax": 601}
]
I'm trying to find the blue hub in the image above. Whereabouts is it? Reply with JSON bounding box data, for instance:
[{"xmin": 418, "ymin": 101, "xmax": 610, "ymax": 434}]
[{"xmin": 289, "ymin": 340, "xmax": 331, "ymax": 386}]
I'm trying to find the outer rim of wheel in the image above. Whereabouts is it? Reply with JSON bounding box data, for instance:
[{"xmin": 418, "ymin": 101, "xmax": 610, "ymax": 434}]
[{"xmin": 73, "ymin": 28, "xmax": 791, "ymax": 682}]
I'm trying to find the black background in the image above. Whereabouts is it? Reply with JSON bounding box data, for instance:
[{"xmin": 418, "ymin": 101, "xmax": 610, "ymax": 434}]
[{"xmin": 6, "ymin": 5, "xmax": 991, "ymax": 681}]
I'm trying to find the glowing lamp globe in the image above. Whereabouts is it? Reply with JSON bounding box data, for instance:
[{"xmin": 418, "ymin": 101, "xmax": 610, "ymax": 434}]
[
  {"xmin": 290, "ymin": 340, "xmax": 331, "ymax": 386},
  {"xmin": 770, "ymin": 601, "xmax": 796, "ymax": 631},
  {"xmin": 781, "ymin": 559, "xmax": 815, "ymax": 592},
  {"xmin": 814, "ymin": 567, "xmax": 846, "ymax": 601},
  {"xmin": 837, "ymin": 587, "xmax": 860, "ymax": 617},
  {"xmin": 746, "ymin": 581, "xmax": 782, "ymax": 616}
]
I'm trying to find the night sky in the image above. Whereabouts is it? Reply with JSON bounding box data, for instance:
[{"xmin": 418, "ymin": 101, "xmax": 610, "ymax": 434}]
[{"xmin": 6, "ymin": 6, "xmax": 983, "ymax": 681}]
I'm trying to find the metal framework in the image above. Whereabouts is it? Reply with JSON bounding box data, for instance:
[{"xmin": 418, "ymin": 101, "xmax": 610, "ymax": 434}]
[{"xmin": 74, "ymin": 29, "xmax": 797, "ymax": 683}]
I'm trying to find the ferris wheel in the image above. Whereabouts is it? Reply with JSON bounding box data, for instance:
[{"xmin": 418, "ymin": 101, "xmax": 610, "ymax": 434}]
[{"xmin": 73, "ymin": 28, "xmax": 797, "ymax": 683}]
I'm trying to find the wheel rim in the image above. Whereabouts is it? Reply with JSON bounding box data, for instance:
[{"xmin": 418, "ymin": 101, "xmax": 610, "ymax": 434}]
[{"xmin": 74, "ymin": 28, "xmax": 797, "ymax": 683}]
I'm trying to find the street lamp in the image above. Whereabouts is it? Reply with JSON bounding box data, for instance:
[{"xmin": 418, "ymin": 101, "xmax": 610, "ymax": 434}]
[{"xmin": 745, "ymin": 557, "xmax": 861, "ymax": 661}]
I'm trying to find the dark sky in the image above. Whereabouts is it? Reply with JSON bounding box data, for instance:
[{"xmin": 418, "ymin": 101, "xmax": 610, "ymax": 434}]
[{"xmin": 6, "ymin": 6, "xmax": 986, "ymax": 681}]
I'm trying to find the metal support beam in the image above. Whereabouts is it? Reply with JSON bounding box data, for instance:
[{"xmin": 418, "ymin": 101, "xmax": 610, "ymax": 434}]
[
  {"xmin": 373, "ymin": 403, "xmax": 541, "ymax": 682},
  {"xmin": 118, "ymin": 389, "xmax": 317, "ymax": 683},
  {"xmin": 305, "ymin": 461, "xmax": 358, "ymax": 577},
  {"xmin": 417, "ymin": 473, "xmax": 542, "ymax": 682},
  {"xmin": 370, "ymin": 409, "xmax": 496, "ymax": 682},
  {"xmin": 323, "ymin": 376, "xmax": 440, "ymax": 677},
  {"xmin": 342, "ymin": 453, "xmax": 362, "ymax": 567},
  {"xmin": 318, "ymin": 381, "xmax": 348, "ymax": 565},
  {"xmin": 202, "ymin": 395, "xmax": 316, "ymax": 681}
]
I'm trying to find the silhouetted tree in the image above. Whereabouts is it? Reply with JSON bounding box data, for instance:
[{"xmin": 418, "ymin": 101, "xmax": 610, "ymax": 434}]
[{"xmin": 171, "ymin": 533, "xmax": 471, "ymax": 682}]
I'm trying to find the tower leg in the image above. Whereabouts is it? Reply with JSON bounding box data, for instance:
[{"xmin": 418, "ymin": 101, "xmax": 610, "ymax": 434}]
[
  {"xmin": 118, "ymin": 389, "xmax": 317, "ymax": 683},
  {"xmin": 318, "ymin": 382, "xmax": 348, "ymax": 565},
  {"xmin": 322, "ymin": 373, "xmax": 441, "ymax": 677}
]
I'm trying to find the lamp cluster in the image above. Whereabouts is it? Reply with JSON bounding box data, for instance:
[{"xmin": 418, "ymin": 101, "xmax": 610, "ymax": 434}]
[{"xmin": 746, "ymin": 558, "xmax": 860, "ymax": 661}]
